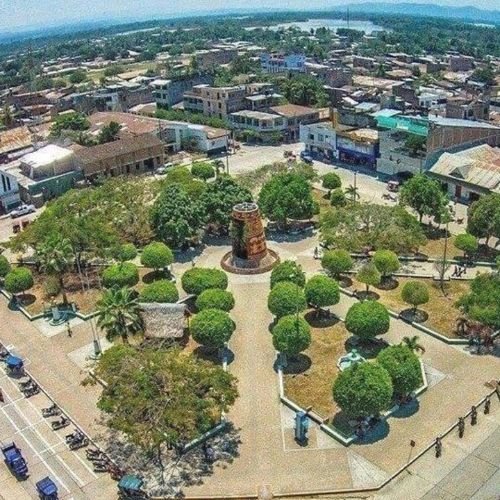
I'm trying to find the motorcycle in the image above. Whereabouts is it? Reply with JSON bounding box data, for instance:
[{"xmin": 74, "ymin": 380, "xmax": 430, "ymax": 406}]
[
  {"xmin": 23, "ymin": 384, "xmax": 40, "ymax": 398},
  {"xmin": 51, "ymin": 416, "xmax": 70, "ymax": 430},
  {"xmin": 18, "ymin": 378, "xmax": 34, "ymax": 390},
  {"xmin": 69, "ymin": 437, "xmax": 89, "ymax": 450},
  {"xmin": 86, "ymin": 448, "xmax": 103, "ymax": 460},
  {"xmin": 42, "ymin": 404, "xmax": 61, "ymax": 418},
  {"xmin": 65, "ymin": 430, "xmax": 83, "ymax": 443}
]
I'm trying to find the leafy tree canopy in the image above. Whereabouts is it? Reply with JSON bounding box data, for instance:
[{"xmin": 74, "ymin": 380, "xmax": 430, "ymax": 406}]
[
  {"xmin": 102, "ymin": 262, "xmax": 139, "ymax": 289},
  {"xmin": 304, "ymin": 275, "xmax": 340, "ymax": 310},
  {"xmin": 140, "ymin": 242, "xmax": 174, "ymax": 271},
  {"xmin": 268, "ymin": 281, "xmax": 307, "ymax": 318},
  {"xmin": 4, "ymin": 267, "xmax": 33, "ymax": 295},
  {"xmin": 454, "ymin": 233, "xmax": 478, "ymax": 257},
  {"xmin": 345, "ymin": 300, "xmax": 390, "ymax": 341},
  {"xmin": 191, "ymin": 162, "xmax": 215, "ymax": 181},
  {"xmin": 357, "ymin": 262, "xmax": 382, "ymax": 292},
  {"xmin": 270, "ymin": 260, "xmax": 305, "ymax": 289},
  {"xmin": 272, "ymin": 314, "xmax": 311, "ymax": 357},
  {"xmin": 373, "ymin": 250, "xmax": 400, "ymax": 278},
  {"xmin": 321, "ymin": 249, "xmax": 353, "ymax": 278},
  {"xmin": 196, "ymin": 288, "xmax": 235, "ymax": 312},
  {"xmin": 401, "ymin": 280, "xmax": 429, "ymax": 311},
  {"xmin": 181, "ymin": 267, "xmax": 228, "ymax": 296},
  {"xmin": 191, "ymin": 308, "xmax": 235, "ymax": 348},
  {"xmin": 139, "ymin": 280, "xmax": 179, "ymax": 303},
  {"xmin": 467, "ymin": 194, "xmax": 500, "ymax": 245},
  {"xmin": 322, "ymin": 172, "xmax": 341, "ymax": 192}
]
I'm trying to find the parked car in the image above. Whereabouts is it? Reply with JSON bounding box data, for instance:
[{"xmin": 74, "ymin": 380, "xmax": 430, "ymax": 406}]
[
  {"xmin": 300, "ymin": 151, "xmax": 313, "ymax": 165},
  {"xmin": 155, "ymin": 163, "xmax": 173, "ymax": 175},
  {"xmin": 10, "ymin": 204, "xmax": 35, "ymax": 218}
]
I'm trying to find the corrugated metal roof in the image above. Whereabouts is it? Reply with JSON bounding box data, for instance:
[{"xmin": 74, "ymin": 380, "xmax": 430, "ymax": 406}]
[{"xmin": 0, "ymin": 126, "xmax": 32, "ymax": 155}]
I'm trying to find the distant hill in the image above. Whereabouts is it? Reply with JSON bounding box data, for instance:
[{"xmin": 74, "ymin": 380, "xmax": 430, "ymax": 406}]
[{"xmin": 344, "ymin": 3, "xmax": 500, "ymax": 25}]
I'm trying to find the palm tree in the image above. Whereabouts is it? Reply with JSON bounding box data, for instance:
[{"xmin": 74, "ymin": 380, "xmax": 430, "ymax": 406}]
[
  {"xmin": 455, "ymin": 317, "xmax": 470, "ymax": 337},
  {"xmin": 97, "ymin": 287, "xmax": 143, "ymax": 344},
  {"xmin": 402, "ymin": 335, "xmax": 425, "ymax": 355},
  {"xmin": 37, "ymin": 236, "xmax": 74, "ymax": 304},
  {"xmin": 345, "ymin": 185, "xmax": 359, "ymax": 203}
]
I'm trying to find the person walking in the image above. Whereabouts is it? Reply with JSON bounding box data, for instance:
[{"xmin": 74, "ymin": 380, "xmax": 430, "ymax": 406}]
[{"xmin": 0, "ymin": 388, "xmax": 4, "ymax": 403}]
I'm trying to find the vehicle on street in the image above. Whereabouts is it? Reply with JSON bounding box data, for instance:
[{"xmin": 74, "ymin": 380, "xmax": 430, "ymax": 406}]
[
  {"xmin": 2, "ymin": 442, "xmax": 29, "ymax": 479},
  {"xmin": 36, "ymin": 476, "xmax": 58, "ymax": 499},
  {"xmin": 300, "ymin": 152, "xmax": 313, "ymax": 165},
  {"xmin": 10, "ymin": 204, "xmax": 36, "ymax": 218},
  {"xmin": 387, "ymin": 180, "xmax": 400, "ymax": 192}
]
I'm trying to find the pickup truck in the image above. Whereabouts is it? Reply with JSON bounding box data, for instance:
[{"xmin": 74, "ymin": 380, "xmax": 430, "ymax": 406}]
[
  {"xmin": 2, "ymin": 442, "xmax": 29, "ymax": 478},
  {"xmin": 10, "ymin": 204, "xmax": 36, "ymax": 218}
]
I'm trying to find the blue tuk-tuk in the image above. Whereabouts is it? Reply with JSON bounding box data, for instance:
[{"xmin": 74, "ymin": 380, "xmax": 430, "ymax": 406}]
[
  {"xmin": 36, "ymin": 476, "xmax": 58, "ymax": 499},
  {"xmin": 118, "ymin": 474, "xmax": 145, "ymax": 498},
  {"xmin": 5, "ymin": 355, "xmax": 24, "ymax": 375}
]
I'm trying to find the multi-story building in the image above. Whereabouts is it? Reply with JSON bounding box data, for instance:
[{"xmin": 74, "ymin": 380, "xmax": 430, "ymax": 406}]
[
  {"xmin": 269, "ymin": 104, "xmax": 320, "ymax": 141},
  {"xmin": 183, "ymin": 84, "xmax": 247, "ymax": 118},
  {"xmin": 445, "ymin": 97, "xmax": 489, "ymax": 121},
  {"xmin": 336, "ymin": 127, "xmax": 379, "ymax": 169},
  {"xmin": 305, "ymin": 62, "xmax": 353, "ymax": 88},
  {"xmin": 194, "ymin": 48, "xmax": 238, "ymax": 70},
  {"xmin": 229, "ymin": 110, "xmax": 286, "ymax": 139},
  {"xmin": 260, "ymin": 53, "xmax": 306, "ymax": 74},
  {"xmin": 151, "ymin": 75, "xmax": 214, "ymax": 109},
  {"xmin": 300, "ymin": 122, "xmax": 337, "ymax": 161},
  {"xmin": 353, "ymin": 56, "xmax": 376, "ymax": 70},
  {"xmin": 448, "ymin": 55, "xmax": 475, "ymax": 72}
]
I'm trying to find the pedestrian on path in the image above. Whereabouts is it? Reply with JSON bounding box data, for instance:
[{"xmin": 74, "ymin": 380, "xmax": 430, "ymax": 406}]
[
  {"xmin": 484, "ymin": 397, "xmax": 491, "ymax": 415},
  {"xmin": 458, "ymin": 417, "xmax": 465, "ymax": 438},
  {"xmin": 0, "ymin": 388, "xmax": 4, "ymax": 403},
  {"xmin": 435, "ymin": 437, "xmax": 442, "ymax": 458},
  {"xmin": 66, "ymin": 321, "xmax": 72, "ymax": 338},
  {"xmin": 471, "ymin": 405, "xmax": 478, "ymax": 426}
]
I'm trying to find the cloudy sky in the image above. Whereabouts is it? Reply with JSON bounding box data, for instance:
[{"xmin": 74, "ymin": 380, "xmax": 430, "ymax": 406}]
[{"xmin": 1, "ymin": 0, "xmax": 498, "ymax": 31}]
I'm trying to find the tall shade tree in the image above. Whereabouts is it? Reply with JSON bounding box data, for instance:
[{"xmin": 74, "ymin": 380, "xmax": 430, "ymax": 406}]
[
  {"xmin": 97, "ymin": 287, "xmax": 143, "ymax": 344},
  {"xmin": 270, "ymin": 260, "xmax": 305, "ymax": 289},
  {"xmin": 36, "ymin": 236, "xmax": 74, "ymax": 304},
  {"xmin": 454, "ymin": 233, "xmax": 478, "ymax": 260},
  {"xmin": 86, "ymin": 345, "xmax": 237, "ymax": 462},
  {"xmin": 345, "ymin": 300, "xmax": 390, "ymax": 342},
  {"xmin": 272, "ymin": 315, "xmax": 311, "ymax": 359},
  {"xmin": 0, "ymin": 255, "xmax": 11, "ymax": 278},
  {"xmin": 373, "ymin": 250, "xmax": 400, "ymax": 281},
  {"xmin": 399, "ymin": 174, "xmax": 447, "ymax": 222},
  {"xmin": 151, "ymin": 184, "xmax": 205, "ymax": 248},
  {"xmin": 322, "ymin": 172, "xmax": 341, "ymax": 196},
  {"xmin": 356, "ymin": 262, "xmax": 381, "ymax": 293},
  {"xmin": 258, "ymin": 172, "xmax": 315, "ymax": 228},
  {"xmin": 377, "ymin": 345, "xmax": 423, "ymax": 399},
  {"xmin": 321, "ymin": 249, "xmax": 353, "ymax": 279},
  {"xmin": 304, "ymin": 275, "xmax": 340, "ymax": 315},
  {"xmin": 401, "ymin": 281, "xmax": 429, "ymax": 314},
  {"xmin": 268, "ymin": 281, "xmax": 307, "ymax": 318},
  {"xmin": 333, "ymin": 362, "xmax": 393, "ymax": 418},
  {"xmin": 466, "ymin": 194, "xmax": 500, "ymax": 246}
]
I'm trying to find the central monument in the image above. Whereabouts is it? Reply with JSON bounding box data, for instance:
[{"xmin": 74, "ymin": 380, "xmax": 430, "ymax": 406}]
[{"xmin": 221, "ymin": 202, "xmax": 279, "ymax": 274}]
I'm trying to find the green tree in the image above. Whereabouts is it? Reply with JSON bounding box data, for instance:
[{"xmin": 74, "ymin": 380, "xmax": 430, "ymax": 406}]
[
  {"xmin": 457, "ymin": 272, "xmax": 500, "ymax": 329},
  {"xmin": 97, "ymin": 287, "xmax": 143, "ymax": 344},
  {"xmin": 373, "ymin": 250, "xmax": 400, "ymax": 281},
  {"xmin": 330, "ymin": 188, "xmax": 347, "ymax": 207},
  {"xmin": 140, "ymin": 242, "xmax": 174, "ymax": 272},
  {"xmin": 402, "ymin": 335, "xmax": 426, "ymax": 354},
  {"xmin": 345, "ymin": 300, "xmax": 390, "ymax": 342},
  {"xmin": 400, "ymin": 174, "xmax": 447, "ymax": 222},
  {"xmin": 102, "ymin": 262, "xmax": 139, "ymax": 289},
  {"xmin": 356, "ymin": 262, "xmax": 381, "ymax": 292},
  {"xmin": 322, "ymin": 172, "xmax": 341, "ymax": 195},
  {"xmin": 151, "ymin": 184, "xmax": 205, "ymax": 248},
  {"xmin": 467, "ymin": 194, "xmax": 500, "ymax": 246},
  {"xmin": 272, "ymin": 315, "xmax": 311, "ymax": 358},
  {"xmin": 304, "ymin": 275, "xmax": 340, "ymax": 315},
  {"xmin": 191, "ymin": 308, "xmax": 235, "ymax": 349},
  {"xmin": 377, "ymin": 345, "xmax": 423, "ymax": 398},
  {"xmin": 454, "ymin": 233, "xmax": 478, "ymax": 259},
  {"xmin": 139, "ymin": 280, "xmax": 179, "ymax": 303},
  {"xmin": 199, "ymin": 176, "xmax": 252, "ymax": 234},
  {"xmin": 258, "ymin": 173, "xmax": 315, "ymax": 228},
  {"xmin": 181, "ymin": 267, "xmax": 228, "ymax": 296},
  {"xmin": 50, "ymin": 112, "xmax": 90, "ymax": 136},
  {"xmin": 191, "ymin": 162, "xmax": 215, "ymax": 181},
  {"xmin": 98, "ymin": 121, "xmax": 121, "ymax": 144},
  {"xmin": 404, "ymin": 134, "xmax": 426, "ymax": 156},
  {"xmin": 196, "ymin": 289, "xmax": 235, "ymax": 312},
  {"xmin": 69, "ymin": 69, "xmax": 87, "ymax": 84},
  {"xmin": 87, "ymin": 345, "xmax": 237, "ymax": 457},
  {"xmin": 4, "ymin": 267, "xmax": 34, "ymax": 298},
  {"xmin": 268, "ymin": 281, "xmax": 307, "ymax": 318},
  {"xmin": 270, "ymin": 260, "xmax": 305, "ymax": 289},
  {"xmin": 36, "ymin": 236, "xmax": 74, "ymax": 304},
  {"xmin": 333, "ymin": 362, "xmax": 393, "ymax": 418},
  {"xmin": 112, "ymin": 243, "xmax": 137, "ymax": 263},
  {"xmin": 401, "ymin": 281, "xmax": 429, "ymax": 313},
  {"xmin": 0, "ymin": 255, "xmax": 11, "ymax": 278},
  {"xmin": 321, "ymin": 249, "xmax": 353, "ymax": 279}
]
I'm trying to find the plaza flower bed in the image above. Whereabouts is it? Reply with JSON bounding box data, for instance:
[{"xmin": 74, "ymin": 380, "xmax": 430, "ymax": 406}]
[{"xmin": 347, "ymin": 276, "xmax": 469, "ymax": 339}]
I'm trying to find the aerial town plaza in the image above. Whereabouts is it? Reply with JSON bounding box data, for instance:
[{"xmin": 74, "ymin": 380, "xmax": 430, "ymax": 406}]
[{"xmin": 0, "ymin": 3, "xmax": 498, "ymax": 499}]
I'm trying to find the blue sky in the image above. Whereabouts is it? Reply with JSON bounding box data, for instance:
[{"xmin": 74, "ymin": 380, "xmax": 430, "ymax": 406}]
[{"xmin": 1, "ymin": 0, "xmax": 498, "ymax": 31}]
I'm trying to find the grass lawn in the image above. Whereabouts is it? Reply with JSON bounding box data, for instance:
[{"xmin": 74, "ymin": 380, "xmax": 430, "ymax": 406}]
[{"xmin": 348, "ymin": 276, "xmax": 470, "ymax": 338}]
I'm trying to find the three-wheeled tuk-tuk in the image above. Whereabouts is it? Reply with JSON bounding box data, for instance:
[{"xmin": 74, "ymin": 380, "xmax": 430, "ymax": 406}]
[
  {"xmin": 118, "ymin": 474, "xmax": 146, "ymax": 498},
  {"xmin": 36, "ymin": 476, "xmax": 58, "ymax": 499}
]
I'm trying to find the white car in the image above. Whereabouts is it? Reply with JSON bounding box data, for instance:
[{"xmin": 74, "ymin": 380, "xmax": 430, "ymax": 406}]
[{"xmin": 10, "ymin": 204, "xmax": 36, "ymax": 218}]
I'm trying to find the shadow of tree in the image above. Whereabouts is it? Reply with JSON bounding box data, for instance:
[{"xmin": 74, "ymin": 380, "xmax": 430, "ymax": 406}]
[
  {"xmin": 355, "ymin": 419, "xmax": 390, "ymax": 445},
  {"xmin": 391, "ymin": 398, "xmax": 420, "ymax": 419},
  {"xmin": 339, "ymin": 276, "xmax": 353, "ymax": 288},
  {"xmin": 400, "ymin": 308, "xmax": 429, "ymax": 324},
  {"xmin": 344, "ymin": 337, "xmax": 388, "ymax": 360},
  {"xmin": 142, "ymin": 270, "xmax": 172, "ymax": 284},
  {"xmin": 281, "ymin": 353, "xmax": 312, "ymax": 375},
  {"xmin": 304, "ymin": 310, "xmax": 340, "ymax": 328},
  {"xmin": 377, "ymin": 277, "xmax": 399, "ymax": 291},
  {"xmin": 355, "ymin": 290, "xmax": 380, "ymax": 301}
]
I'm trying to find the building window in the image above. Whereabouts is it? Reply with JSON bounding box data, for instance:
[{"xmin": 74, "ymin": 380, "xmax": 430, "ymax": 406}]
[
  {"xmin": 6, "ymin": 176, "xmax": 10, "ymax": 191},
  {"xmin": 318, "ymin": 134, "xmax": 324, "ymax": 142},
  {"xmin": 136, "ymin": 163, "xmax": 140, "ymax": 170},
  {"xmin": 1, "ymin": 175, "xmax": 6, "ymax": 193}
]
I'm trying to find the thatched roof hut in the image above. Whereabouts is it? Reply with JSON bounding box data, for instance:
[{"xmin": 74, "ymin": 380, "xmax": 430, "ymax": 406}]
[{"xmin": 140, "ymin": 302, "xmax": 186, "ymax": 339}]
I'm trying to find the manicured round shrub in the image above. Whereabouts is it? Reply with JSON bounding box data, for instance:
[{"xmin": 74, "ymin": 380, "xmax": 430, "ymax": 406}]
[
  {"xmin": 322, "ymin": 172, "xmax": 341, "ymax": 191},
  {"xmin": 270, "ymin": 260, "xmax": 305, "ymax": 289},
  {"xmin": 4, "ymin": 267, "xmax": 34, "ymax": 295},
  {"xmin": 454, "ymin": 233, "xmax": 478, "ymax": 258},
  {"xmin": 401, "ymin": 281, "xmax": 429, "ymax": 312},
  {"xmin": 377, "ymin": 345, "xmax": 423, "ymax": 398},
  {"xmin": 373, "ymin": 250, "xmax": 400, "ymax": 279},
  {"xmin": 181, "ymin": 267, "xmax": 228, "ymax": 296},
  {"xmin": 43, "ymin": 275, "xmax": 61, "ymax": 297},
  {"xmin": 268, "ymin": 281, "xmax": 307, "ymax": 318},
  {"xmin": 0, "ymin": 255, "xmax": 11, "ymax": 277},
  {"xmin": 196, "ymin": 288, "xmax": 235, "ymax": 312},
  {"xmin": 191, "ymin": 162, "xmax": 215, "ymax": 181},
  {"xmin": 356, "ymin": 262, "xmax": 381, "ymax": 291},
  {"xmin": 140, "ymin": 242, "xmax": 174, "ymax": 271},
  {"xmin": 190, "ymin": 308, "xmax": 235, "ymax": 348},
  {"xmin": 272, "ymin": 315, "xmax": 311, "ymax": 357},
  {"xmin": 321, "ymin": 249, "xmax": 353, "ymax": 278},
  {"xmin": 330, "ymin": 188, "xmax": 346, "ymax": 207},
  {"xmin": 113, "ymin": 243, "xmax": 137, "ymax": 262},
  {"xmin": 345, "ymin": 300, "xmax": 390, "ymax": 342},
  {"xmin": 333, "ymin": 362, "xmax": 393, "ymax": 418},
  {"xmin": 102, "ymin": 262, "xmax": 139, "ymax": 288},
  {"xmin": 304, "ymin": 275, "xmax": 340, "ymax": 311},
  {"xmin": 139, "ymin": 280, "xmax": 179, "ymax": 303}
]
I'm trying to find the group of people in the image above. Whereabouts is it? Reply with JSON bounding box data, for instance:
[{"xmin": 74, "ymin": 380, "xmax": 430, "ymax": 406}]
[{"xmin": 451, "ymin": 264, "xmax": 467, "ymax": 277}]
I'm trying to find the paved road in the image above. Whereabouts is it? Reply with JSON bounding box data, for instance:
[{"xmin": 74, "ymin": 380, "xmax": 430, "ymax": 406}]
[{"xmin": 0, "ymin": 356, "xmax": 116, "ymax": 499}]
